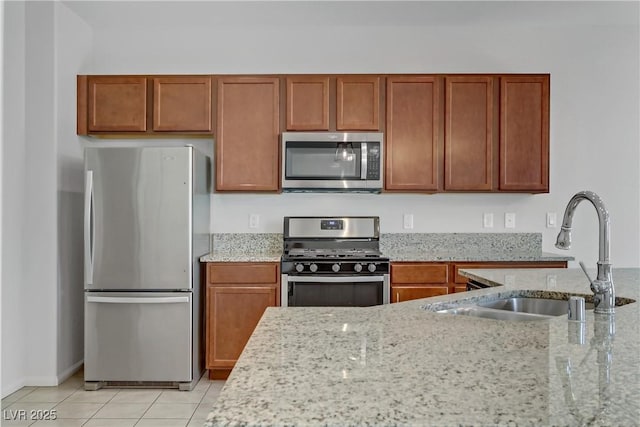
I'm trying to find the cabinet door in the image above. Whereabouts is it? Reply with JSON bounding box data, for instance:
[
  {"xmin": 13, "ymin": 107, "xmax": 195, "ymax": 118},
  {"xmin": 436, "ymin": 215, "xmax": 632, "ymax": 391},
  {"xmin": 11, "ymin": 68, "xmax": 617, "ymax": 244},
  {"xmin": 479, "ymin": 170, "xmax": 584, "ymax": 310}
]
[
  {"xmin": 206, "ymin": 284, "xmax": 277, "ymax": 369},
  {"xmin": 445, "ymin": 76, "xmax": 497, "ymax": 191},
  {"xmin": 286, "ymin": 76, "xmax": 329, "ymax": 130},
  {"xmin": 336, "ymin": 76, "xmax": 380, "ymax": 130},
  {"xmin": 152, "ymin": 76, "xmax": 212, "ymax": 132},
  {"xmin": 216, "ymin": 77, "xmax": 280, "ymax": 191},
  {"xmin": 385, "ymin": 76, "xmax": 443, "ymax": 191},
  {"xmin": 499, "ymin": 75, "xmax": 550, "ymax": 192},
  {"xmin": 392, "ymin": 286, "xmax": 449, "ymax": 303},
  {"xmin": 87, "ymin": 76, "xmax": 147, "ymax": 132}
]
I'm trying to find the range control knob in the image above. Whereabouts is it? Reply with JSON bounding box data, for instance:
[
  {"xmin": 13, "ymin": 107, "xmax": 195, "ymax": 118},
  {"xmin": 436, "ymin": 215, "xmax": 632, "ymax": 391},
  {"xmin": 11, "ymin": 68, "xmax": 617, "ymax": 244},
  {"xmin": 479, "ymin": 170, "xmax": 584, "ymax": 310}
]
[
  {"xmin": 295, "ymin": 263, "xmax": 304, "ymax": 273},
  {"xmin": 353, "ymin": 263, "xmax": 363, "ymax": 273},
  {"xmin": 309, "ymin": 263, "xmax": 318, "ymax": 273},
  {"xmin": 367, "ymin": 263, "xmax": 377, "ymax": 273},
  {"xmin": 332, "ymin": 263, "xmax": 341, "ymax": 272}
]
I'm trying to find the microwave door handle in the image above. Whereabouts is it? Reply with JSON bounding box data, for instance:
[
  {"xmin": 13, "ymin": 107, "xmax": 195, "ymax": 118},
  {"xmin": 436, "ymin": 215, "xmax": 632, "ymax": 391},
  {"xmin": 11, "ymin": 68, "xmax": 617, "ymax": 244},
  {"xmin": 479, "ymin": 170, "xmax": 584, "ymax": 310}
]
[{"xmin": 361, "ymin": 142, "xmax": 368, "ymax": 179}]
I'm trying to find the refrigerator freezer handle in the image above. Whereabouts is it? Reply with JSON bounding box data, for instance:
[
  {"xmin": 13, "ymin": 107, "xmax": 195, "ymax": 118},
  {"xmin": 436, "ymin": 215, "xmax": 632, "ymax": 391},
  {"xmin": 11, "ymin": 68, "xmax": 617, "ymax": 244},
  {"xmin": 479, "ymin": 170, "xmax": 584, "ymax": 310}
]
[{"xmin": 84, "ymin": 170, "xmax": 94, "ymax": 285}]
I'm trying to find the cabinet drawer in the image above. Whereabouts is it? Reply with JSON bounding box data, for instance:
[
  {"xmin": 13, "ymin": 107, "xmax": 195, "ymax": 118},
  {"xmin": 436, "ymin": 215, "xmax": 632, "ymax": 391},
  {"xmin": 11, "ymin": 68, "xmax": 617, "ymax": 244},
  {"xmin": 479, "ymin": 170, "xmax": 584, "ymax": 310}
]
[
  {"xmin": 391, "ymin": 285, "xmax": 449, "ymax": 303},
  {"xmin": 391, "ymin": 263, "xmax": 448, "ymax": 284},
  {"xmin": 208, "ymin": 263, "xmax": 279, "ymax": 284},
  {"xmin": 452, "ymin": 262, "xmax": 567, "ymax": 284}
]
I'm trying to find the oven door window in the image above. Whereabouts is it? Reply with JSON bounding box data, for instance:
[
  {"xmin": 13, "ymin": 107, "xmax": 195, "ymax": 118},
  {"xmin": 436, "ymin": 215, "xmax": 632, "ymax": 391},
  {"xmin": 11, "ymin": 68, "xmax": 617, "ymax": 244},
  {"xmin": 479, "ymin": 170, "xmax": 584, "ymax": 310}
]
[
  {"xmin": 289, "ymin": 280, "xmax": 382, "ymax": 307},
  {"xmin": 285, "ymin": 142, "xmax": 362, "ymax": 180}
]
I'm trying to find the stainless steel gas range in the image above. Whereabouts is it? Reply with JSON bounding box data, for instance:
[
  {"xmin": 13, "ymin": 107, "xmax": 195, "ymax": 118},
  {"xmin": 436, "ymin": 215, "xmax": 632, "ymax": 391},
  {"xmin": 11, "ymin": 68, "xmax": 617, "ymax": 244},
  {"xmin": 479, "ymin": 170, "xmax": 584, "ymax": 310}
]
[{"xmin": 280, "ymin": 216, "xmax": 390, "ymax": 307}]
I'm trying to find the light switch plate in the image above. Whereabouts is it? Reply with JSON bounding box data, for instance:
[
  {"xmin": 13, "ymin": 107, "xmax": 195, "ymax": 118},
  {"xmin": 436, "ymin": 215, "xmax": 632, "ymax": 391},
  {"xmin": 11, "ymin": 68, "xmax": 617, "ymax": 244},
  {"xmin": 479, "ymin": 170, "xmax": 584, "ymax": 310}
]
[
  {"xmin": 249, "ymin": 214, "xmax": 259, "ymax": 229},
  {"xmin": 403, "ymin": 213, "xmax": 414, "ymax": 230},
  {"xmin": 505, "ymin": 212, "xmax": 516, "ymax": 229},
  {"xmin": 483, "ymin": 213, "xmax": 494, "ymax": 228},
  {"xmin": 546, "ymin": 212, "xmax": 557, "ymax": 228}
]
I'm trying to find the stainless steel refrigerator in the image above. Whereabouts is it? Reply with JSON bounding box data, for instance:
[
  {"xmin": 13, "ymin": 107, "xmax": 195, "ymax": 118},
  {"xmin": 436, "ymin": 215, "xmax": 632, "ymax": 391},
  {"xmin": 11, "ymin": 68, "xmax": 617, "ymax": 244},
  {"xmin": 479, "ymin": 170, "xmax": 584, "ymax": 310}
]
[{"xmin": 83, "ymin": 146, "xmax": 210, "ymax": 391}]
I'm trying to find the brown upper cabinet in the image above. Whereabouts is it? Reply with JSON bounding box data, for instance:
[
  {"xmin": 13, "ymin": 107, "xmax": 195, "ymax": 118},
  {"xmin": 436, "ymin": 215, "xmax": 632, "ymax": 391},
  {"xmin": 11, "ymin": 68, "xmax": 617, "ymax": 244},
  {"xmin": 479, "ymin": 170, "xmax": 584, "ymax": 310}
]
[
  {"xmin": 215, "ymin": 76, "xmax": 280, "ymax": 192},
  {"xmin": 499, "ymin": 75, "xmax": 550, "ymax": 192},
  {"xmin": 385, "ymin": 76, "xmax": 443, "ymax": 191},
  {"xmin": 286, "ymin": 76, "xmax": 330, "ymax": 130},
  {"xmin": 83, "ymin": 76, "xmax": 148, "ymax": 133},
  {"xmin": 78, "ymin": 75, "xmax": 213, "ymax": 136},
  {"xmin": 444, "ymin": 76, "xmax": 498, "ymax": 191},
  {"xmin": 385, "ymin": 74, "xmax": 549, "ymax": 193},
  {"xmin": 152, "ymin": 77, "xmax": 212, "ymax": 132},
  {"xmin": 77, "ymin": 73, "xmax": 549, "ymax": 194},
  {"xmin": 285, "ymin": 75, "xmax": 382, "ymax": 131},
  {"xmin": 336, "ymin": 76, "xmax": 381, "ymax": 130}
]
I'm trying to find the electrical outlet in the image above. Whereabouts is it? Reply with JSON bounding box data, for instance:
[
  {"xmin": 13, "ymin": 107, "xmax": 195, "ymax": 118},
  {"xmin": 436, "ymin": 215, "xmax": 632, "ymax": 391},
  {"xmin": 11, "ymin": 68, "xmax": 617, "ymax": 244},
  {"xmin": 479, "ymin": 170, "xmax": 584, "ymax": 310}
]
[
  {"xmin": 546, "ymin": 212, "xmax": 557, "ymax": 228},
  {"xmin": 483, "ymin": 213, "xmax": 494, "ymax": 228},
  {"xmin": 403, "ymin": 213, "xmax": 414, "ymax": 230},
  {"xmin": 249, "ymin": 214, "xmax": 259, "ymax": 229},
  {"xmin": 546, "ymin": 274, "xmax": 557, "ymax": 288},
  {"xmin": 505, "ymin": 275, "xmax": 516, "ymax": 286},
  {"xmin": 505, "ymin": 212, "xmax": 516, "ymax": 229}
]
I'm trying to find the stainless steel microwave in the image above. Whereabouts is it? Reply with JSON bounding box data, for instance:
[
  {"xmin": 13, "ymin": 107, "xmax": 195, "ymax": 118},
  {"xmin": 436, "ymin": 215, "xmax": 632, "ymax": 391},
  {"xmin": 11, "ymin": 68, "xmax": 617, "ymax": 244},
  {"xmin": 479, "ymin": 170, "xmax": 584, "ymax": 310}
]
[{"xmin": 281, "ymin": 132, "xmax": 384, "ymax": 192}]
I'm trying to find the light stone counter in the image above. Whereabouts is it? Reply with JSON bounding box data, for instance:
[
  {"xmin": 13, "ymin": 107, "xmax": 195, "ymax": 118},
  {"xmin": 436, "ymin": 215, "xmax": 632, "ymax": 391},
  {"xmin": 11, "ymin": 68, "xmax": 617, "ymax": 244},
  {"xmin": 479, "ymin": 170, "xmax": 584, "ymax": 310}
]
[
  {"xmin": 385, "ymin": 249, "xmax": 573, "ymax": 262},
  {"xmin": 204, "ymin": 268, "xmax": 639, "ymax": 426},
  {"xmin": 199, "ymin": 233, "xmax": 282, "ymax": 263},
  {"xmin": 199, "ymin": 232, "xmax": 573, "ymax": 263}
]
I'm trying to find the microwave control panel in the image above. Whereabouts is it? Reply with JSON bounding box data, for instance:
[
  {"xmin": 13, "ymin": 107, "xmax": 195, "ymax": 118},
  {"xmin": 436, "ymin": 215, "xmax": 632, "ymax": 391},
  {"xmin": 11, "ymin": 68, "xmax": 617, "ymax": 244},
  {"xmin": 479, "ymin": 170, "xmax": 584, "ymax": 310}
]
[{"xmin": 366, "ymin": 143, "xmax": 381, "ymax": 180}]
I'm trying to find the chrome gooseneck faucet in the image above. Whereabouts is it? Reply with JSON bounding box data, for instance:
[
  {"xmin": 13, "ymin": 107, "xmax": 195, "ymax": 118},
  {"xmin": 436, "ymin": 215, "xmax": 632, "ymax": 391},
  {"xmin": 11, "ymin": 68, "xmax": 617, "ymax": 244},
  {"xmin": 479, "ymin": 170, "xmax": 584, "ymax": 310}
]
[{"xmin": 555, "ymin": 191, "xmax": 615, "ymax": 314}]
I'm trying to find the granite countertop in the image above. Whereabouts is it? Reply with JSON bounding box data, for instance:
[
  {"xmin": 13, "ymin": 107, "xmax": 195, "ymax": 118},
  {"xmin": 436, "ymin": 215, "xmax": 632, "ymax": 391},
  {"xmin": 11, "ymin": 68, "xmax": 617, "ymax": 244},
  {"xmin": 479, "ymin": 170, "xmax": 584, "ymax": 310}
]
[
  {"xmin": 384, "ymin": 249, "xmax": 573, "ymax": 262},
  {"xmin": 200, "ymin": 251, "xmax": 282, "ymax": 263},
  {"xmin": 205, "ymin": 268, "xmax": 639, "ymax": 426},
  {"xmin": 200, "ymin": 233, "xmax": 282, "ymax": 263},
  {"xmin": 199, "ymin": 232, "xmax": 573, "ymax": 263}
]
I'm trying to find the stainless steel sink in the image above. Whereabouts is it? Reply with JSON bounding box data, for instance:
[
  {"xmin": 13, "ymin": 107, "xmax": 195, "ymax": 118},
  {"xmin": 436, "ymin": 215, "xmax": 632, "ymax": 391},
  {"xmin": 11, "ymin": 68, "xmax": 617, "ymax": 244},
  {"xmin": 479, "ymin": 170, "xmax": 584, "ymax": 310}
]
[
  {"xmin": 477, "ymin": 297, "xmax": 594, "ymax": 317},
  {"xmin": 436, "ymin": 306, "xmax": 557, "ymax": 321},
  {"xmin": 436, "ymin": 297, "xmax": 590, "ymax": 321}
]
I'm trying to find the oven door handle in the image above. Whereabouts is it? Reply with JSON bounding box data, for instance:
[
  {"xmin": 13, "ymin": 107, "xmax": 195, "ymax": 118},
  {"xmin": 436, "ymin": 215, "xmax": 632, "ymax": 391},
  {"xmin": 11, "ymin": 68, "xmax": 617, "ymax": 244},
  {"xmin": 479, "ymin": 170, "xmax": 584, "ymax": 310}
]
[{"xmin": 287, "ymin": 275, "xmax": 386, "ymax": 283}]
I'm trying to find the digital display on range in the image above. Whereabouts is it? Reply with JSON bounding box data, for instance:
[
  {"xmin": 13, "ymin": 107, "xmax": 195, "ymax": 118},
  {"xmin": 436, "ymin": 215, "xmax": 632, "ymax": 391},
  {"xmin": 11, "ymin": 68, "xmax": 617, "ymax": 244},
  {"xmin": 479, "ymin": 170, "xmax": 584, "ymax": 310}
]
[{"xmin": 321, "ymin": 219, "xmax": 344, "ymax": 230}]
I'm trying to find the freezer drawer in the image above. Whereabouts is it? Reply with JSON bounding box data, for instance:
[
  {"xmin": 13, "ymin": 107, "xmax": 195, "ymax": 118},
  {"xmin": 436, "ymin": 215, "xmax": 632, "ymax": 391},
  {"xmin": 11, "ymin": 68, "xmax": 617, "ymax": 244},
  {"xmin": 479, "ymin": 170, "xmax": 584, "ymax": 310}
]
[{"xmin": 85, "ymin": 292, "xmax": 192, "ymax": 383}]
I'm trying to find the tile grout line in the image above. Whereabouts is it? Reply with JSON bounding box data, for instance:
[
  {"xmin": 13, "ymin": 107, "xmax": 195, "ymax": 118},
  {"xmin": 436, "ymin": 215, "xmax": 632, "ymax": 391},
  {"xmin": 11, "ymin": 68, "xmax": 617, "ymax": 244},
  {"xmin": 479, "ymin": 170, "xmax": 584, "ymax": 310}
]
[{"xmin": 131, "ymin": 388, "xmax": 165, "ymax": 426}]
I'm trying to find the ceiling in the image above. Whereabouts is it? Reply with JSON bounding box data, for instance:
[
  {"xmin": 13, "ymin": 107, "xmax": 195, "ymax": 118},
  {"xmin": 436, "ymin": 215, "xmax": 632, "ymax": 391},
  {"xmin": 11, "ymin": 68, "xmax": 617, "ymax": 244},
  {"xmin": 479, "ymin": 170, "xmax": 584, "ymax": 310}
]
[{"xmin": 61, "ymin": 1, "xmax": 639, "ymax": 30}]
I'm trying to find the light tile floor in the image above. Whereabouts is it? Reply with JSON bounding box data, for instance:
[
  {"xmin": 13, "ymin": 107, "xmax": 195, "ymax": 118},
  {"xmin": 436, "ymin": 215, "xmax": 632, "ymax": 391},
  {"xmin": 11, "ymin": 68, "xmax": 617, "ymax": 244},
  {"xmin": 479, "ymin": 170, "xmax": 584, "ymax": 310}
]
[{"xmin": 1, "ymin": 369, "xmax": 223, "ymax": 427}]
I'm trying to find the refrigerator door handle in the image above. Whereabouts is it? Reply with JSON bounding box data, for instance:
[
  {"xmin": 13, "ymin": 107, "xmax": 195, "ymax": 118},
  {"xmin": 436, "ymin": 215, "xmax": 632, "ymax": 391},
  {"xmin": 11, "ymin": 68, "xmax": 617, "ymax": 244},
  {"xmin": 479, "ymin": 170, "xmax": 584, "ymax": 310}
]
[
  {"xmin": 87, "ymin": 296, "xmax": 190, "ymax": 304},
  {"xmin": 84, "ymin": 170, "xmax": 94, "ymax": 285}
]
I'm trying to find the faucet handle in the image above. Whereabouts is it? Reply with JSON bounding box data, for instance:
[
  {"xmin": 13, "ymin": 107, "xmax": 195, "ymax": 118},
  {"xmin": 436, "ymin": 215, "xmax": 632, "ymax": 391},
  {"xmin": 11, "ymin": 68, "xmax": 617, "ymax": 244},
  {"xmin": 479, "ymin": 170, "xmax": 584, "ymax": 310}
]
[{"xmin": 579, "ymin": 261, "xmax": 594, "ymax": 284}]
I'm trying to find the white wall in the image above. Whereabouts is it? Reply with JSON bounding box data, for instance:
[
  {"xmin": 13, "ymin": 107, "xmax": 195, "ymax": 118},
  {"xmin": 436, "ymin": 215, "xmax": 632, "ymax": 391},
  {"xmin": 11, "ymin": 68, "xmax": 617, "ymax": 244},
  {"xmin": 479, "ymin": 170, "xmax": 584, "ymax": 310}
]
[
  {"xmin": 23, "ymin": 0, "xmax": 58, "ymax": 387},
  {"xmin": 0, "ymin": 0, "xmax": 5, "ymax": 393},
  {"xmin": 55, "ymin": 2, "xmax": 93, "ymax": 382},
  {"xmin": 83, "ymin": 3, "xmax": 639, "ymax": 268},
  {"xmin": 1, "ymin": 0, "xmax": 28, "ymax": 397},
  {"xmin": 1, "ymin": 1, "xmax": 92, "ymax": 397}
]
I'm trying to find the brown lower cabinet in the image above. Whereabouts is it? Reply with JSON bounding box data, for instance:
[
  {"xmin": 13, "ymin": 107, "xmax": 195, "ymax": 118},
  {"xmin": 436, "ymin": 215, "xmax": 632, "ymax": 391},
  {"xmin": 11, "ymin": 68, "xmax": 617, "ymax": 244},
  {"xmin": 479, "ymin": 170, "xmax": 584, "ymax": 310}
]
[
  {"xmin": 205, "ymin": 262, "xmax": 279, "ymax": 379},
  {"xmin": 391, "ymin": 260, "xmax": 567, "ymax": 302}
]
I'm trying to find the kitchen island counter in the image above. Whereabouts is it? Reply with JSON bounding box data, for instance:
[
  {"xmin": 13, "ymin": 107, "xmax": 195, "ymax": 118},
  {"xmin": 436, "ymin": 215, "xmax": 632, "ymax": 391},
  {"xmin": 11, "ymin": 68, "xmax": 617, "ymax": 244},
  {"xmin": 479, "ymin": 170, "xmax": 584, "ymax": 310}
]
[{"xmin": 205, "ymin": 268, "xmax": 639, "ymax": 426}]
